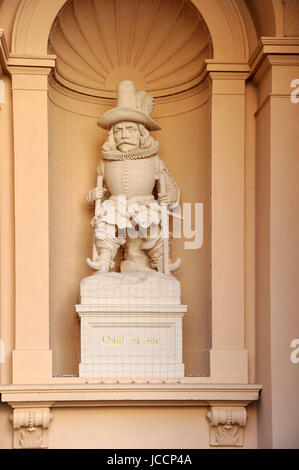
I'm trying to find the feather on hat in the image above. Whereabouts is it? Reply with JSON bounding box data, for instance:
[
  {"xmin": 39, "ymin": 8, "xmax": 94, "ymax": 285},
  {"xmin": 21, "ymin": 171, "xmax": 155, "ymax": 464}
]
[{"xmin": 98, "ymin": 80, "xmax": 160, "ymax": 131}]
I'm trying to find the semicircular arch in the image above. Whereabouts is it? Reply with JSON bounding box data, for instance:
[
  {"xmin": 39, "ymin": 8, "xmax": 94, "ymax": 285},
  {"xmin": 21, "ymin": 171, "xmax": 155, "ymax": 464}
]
[{"xmin": 11, "ymin": 0, "xmax": 251, "ymax": 60}]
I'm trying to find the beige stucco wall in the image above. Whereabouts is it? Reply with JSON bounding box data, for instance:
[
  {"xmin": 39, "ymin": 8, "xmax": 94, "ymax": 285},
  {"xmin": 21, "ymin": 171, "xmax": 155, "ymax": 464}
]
[
  {"xmin": 0, "ymin": 403, "xmax": 12, "ymax": 448},
  {"xmin": 48, "ymin": 404, "xmax": 258, "ymax": 449},
  {"xmin": 0, "ymin": 402, "xmax": 258, "ymax": 449},
  {"xmin": 0, "ymin": 0, "xmax": 299, "ymax": 450}
]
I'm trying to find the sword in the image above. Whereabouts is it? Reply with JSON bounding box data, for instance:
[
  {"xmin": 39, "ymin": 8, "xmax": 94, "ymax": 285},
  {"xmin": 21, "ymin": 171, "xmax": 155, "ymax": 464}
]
[
  {"xmin": 159, "ymin": 169, "xmax": 170, "ymax": 275},
  {"xmin": 86, "ymin": 167, "xmax": 103, "ymax": 270}
]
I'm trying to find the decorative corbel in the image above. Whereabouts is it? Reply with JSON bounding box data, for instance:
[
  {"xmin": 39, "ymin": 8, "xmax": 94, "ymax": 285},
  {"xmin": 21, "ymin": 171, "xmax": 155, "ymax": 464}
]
[
  {"xmin": 206, "ymin": 406, "xmax": 247, "ymax": 447},
  {"xmin": 11, "ymin": 407, "xmax": 52, "ymax": 449}
]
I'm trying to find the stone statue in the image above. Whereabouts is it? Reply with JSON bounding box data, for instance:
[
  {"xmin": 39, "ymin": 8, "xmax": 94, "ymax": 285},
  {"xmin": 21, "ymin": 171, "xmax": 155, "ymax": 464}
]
[
  {"xmin": 78, "ymin": 81, "xmax": 186, "ymax": 379},
  {"xmin": 86, "ymin": 80, "xmax": 181, "ymax": 275}
]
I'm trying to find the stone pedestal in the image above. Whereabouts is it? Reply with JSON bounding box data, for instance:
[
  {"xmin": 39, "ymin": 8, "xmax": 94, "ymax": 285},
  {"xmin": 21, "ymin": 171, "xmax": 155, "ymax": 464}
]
[{"xmin": 76, "ymin": 271, "xmax": 187, "ymax": 378}]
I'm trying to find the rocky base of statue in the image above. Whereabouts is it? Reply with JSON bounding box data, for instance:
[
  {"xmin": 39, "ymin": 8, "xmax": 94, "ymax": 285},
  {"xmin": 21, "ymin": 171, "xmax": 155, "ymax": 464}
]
[
  {"xmin": 76, "ymin": 270, "xmax": 187, "ymax": 379},
  {"xmin": 80, "ymin": 270, "xmax": 182, "ymax": 305}
]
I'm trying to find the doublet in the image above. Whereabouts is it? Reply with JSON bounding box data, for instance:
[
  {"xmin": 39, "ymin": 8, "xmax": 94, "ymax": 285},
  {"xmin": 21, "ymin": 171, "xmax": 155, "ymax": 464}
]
[{"xmin": 103, "ymin": 155, "xmax": 159, "ymax": 201}]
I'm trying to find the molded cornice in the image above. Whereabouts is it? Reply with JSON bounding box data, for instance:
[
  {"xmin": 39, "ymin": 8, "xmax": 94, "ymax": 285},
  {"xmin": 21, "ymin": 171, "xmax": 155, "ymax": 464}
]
[
  {"xmin": 249, "ymin": 37, "xmax": 299, "ymax": 78},
  {"xmin": 1, "ymin": 383, "xmax": 262, "ymax": 407},
  {"xmin": 7, "ymin": 53, "xmax": 56, "ymax": 69}
]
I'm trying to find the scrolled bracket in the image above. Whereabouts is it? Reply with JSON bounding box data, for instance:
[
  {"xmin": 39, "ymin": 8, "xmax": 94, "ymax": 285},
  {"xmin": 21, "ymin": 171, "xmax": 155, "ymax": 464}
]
[
  {"xmin": 11, "ymin": 407, "xmax": 52, "ymax": 449},
  {"xmin": 206, "ymin": 406, "xmax": 247, "ymax": 447}
]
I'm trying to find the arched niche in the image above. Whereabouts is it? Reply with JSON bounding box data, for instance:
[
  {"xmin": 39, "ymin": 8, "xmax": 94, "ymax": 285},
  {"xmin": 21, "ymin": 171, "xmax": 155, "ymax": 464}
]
[
  {"xmin": 10, "ymin": 0, "xmax": 251, "ymax": 60},
  {"xmin": 48, "ymin": 0, "xmax": 213, "ymax": 98},
  {"xmin": 47, "ymin": 0, "xmax": 213, "ymax": 377}
]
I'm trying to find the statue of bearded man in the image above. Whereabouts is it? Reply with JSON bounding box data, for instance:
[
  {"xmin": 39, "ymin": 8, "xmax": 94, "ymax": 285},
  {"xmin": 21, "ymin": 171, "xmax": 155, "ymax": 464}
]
[{"xmin": 86, "ymin": 80, "xmax": 181, "ymax": 274}]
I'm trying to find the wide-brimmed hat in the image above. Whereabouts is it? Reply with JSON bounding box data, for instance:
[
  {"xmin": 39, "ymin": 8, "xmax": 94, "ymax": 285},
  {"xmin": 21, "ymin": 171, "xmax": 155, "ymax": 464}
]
[{"xmin": 98, "ymin": 80, "xmax": 160, "ymax": 131}]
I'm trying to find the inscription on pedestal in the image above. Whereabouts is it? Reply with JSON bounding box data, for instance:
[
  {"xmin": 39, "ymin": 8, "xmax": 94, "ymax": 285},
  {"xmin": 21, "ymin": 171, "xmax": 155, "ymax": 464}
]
[
  {"xmin": 101, "ymin": 335, "xmax": 160, "ymax": 345},
  {"xmin": 77, "ymin": 308, "xmax": 186, "ymax": 378},
  {"xmin": 89, "ymin": 323, "xmax": 175, "ymax": 360}
]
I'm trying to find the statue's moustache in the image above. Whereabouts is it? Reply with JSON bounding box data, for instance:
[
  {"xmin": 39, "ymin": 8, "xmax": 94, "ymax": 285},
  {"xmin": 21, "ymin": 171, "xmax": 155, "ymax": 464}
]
[{"xmin": 119, "ymin": 140, "xmax": 136, "ymax": 145}]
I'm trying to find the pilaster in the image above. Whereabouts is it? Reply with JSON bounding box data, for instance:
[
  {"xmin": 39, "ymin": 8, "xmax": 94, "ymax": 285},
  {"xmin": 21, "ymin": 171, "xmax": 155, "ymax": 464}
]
[
  {"xmin": 250, "ymin": 38, "xmax": 299, "ymax": 448},
  {"xmin": 205, "ymin": 60, "xmax": 249, "ymax": 382},
  {"xmin": 8, "ymin": 55, "xmax": 56, "ymax": 384}
]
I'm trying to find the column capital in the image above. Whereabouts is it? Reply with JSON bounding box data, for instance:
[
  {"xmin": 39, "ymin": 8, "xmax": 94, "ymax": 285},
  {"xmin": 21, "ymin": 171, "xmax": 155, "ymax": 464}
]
[
  {"xmin": 205, "ymin": 59, "xmax": 250, "ymax": 75},
  {"xmin": 8, "ymin": 56, "xmax": 56, "ymax": 92},
  {"xmin": 0, "ymin": 30, "xmax": 56, "ymax": 76},
  {"xmin": 7, "ymin": 53, "xmax": 56, "ymax": 77},
  {"xmin": 205, "ymin": 60, "xmax": 249, "ymax": 91},
  {"xmin": 249, "ymin": 37, "xmax": 299, "ymax": 78}
]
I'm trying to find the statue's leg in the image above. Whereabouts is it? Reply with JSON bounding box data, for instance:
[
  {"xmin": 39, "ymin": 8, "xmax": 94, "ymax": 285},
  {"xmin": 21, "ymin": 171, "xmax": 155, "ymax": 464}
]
[
  {"xmin": 141, "ymin": 234, "xmax": 164, "ymax": 273},
  {"xmin": 142, "ymin": 223, "xmax": 182, "ymax": 274},
  {"xmin": 94, "ymin": 222, "xmax": 121, "ymax": 273},
  {"xmin": 120, "ymin": 237, "xmax": 151, "ymax": 273}
]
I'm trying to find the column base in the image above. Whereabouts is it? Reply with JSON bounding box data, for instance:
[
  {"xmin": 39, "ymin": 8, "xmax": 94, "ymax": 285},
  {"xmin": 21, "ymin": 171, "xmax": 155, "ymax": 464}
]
[
  {"xmin": 210, "ymin": 349, "xmax": 248, "ymax": 383},
  {"xmin": 12, "ymin": 350, "xmax": 52, "ymax": 384}
]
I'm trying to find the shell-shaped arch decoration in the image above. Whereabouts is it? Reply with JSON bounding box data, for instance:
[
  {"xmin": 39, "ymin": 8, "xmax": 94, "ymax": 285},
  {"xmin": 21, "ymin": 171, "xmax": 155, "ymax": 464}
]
[{"xmin": 48, "ymin": 0, "xmax": 212, "ymax": 98}]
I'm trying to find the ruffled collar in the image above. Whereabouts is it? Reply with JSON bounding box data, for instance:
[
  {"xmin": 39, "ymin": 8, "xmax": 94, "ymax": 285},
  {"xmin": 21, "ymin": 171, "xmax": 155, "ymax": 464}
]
[{"xmin": 102, "ymin": 141, "xmax": 159, "ymax": 160}]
